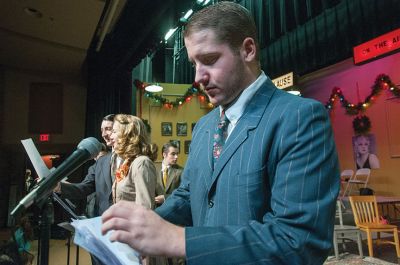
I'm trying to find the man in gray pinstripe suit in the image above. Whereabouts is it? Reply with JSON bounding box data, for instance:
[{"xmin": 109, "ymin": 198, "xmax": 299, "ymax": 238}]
[{"xmin": 102, "ymin": 2, "xmax": 340, "ymax": 264}]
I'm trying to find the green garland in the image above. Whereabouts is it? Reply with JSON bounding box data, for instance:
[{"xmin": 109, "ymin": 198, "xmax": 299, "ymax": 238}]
[
  {"xmin": 134, "ymin": 79, "xmax": 212, "ymax": 109},
  {"xmin": 325, "ymin": 73, "xmax": 399, "ymax": 114},
  {"xmin": 324, "ymin": 73, "xmax": 399, "ymax": 135}
]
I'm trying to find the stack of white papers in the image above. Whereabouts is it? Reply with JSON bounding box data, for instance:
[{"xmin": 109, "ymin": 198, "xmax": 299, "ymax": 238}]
[{"xmin": 71, "ymin": 217, "xmax": 140, "ymax": 265}]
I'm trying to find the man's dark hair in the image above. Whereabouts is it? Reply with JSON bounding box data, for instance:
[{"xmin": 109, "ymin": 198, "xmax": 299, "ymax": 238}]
[
  {"xmin": 184, "ymin": 1, "xmax": 259, "ymax": 58},
  {"xmin": 103, "ymin": 114, "xmax": 115, "ymax": 122},
  {"xmin": 162, "ymin": 142, "xmax": 178, "ymax": 154}
]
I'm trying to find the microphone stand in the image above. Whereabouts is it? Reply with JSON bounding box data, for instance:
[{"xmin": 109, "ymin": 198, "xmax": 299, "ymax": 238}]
[
  {"xmin": 14, "ymin": 137, "xmax": 101, "ymax": 265},
  {"xmin": 37, "ymin": 197, "xmax": 54, "ymax": 265}
]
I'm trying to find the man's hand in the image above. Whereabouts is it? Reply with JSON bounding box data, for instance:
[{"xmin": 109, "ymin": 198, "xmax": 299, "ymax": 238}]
[
  {"xmin": 101, "ymin": 201, "xmax": 185, "ymax": 257},
  {"xmin": 155, "ymin": 195, "xmax": 165, "ymax": 205}
]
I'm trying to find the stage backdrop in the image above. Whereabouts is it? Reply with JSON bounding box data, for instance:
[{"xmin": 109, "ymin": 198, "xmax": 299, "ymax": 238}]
[
  {"xmin": 300, "ymin": 52, "xmax": 400, "ymax": 196},
  {"xmin": 137, "ymin": 83, "xmax": 212, "ymax": 168}
]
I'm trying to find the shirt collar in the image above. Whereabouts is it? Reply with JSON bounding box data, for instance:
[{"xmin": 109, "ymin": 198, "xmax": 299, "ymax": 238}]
[
  {"xmin": 161, "ymin": 163, "xmax": 170, "ymax": 171},
  {"xmin": 222, "ymin": 71, "xmax": 267, "ymax": 125}
]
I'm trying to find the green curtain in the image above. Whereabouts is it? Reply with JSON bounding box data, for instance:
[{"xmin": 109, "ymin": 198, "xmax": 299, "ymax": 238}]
[{"xmin": 174, "ymin": 0, "xmax": 400, "ymax": 83}]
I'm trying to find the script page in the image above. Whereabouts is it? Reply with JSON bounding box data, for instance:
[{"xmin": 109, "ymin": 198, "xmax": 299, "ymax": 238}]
[{"xmin": 72, "ymin": 217, "xmax": 140, "ymax": 265}]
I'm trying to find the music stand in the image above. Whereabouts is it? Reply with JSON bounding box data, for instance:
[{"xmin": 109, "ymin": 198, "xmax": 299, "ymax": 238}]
[{"xmin": 53, "ymin": 192, "xmax": 86, "ymax": 265}]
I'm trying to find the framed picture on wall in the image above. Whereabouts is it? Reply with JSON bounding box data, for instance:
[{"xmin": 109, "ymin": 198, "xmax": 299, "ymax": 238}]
[
  {"xmin": 184, "ymin": 140, "xmax": 191, "ymax": 154},
  {"xmin": 191, "ymin": 122, "xmax": 196, "ymax": 133},
  {"xmin": 170, "ymin": 140, "xmax": 181, "ymax": 153},
  {"xmin": 352, "ymin": 134, "xmax": 380, "ymax": 169},
  {"xmin": 161, "ymin": 122, "xmax": 172, "ymax": 136},
  {"xmin": 176, "ymin": 122, "xmax": 187, "ymax": 136}
]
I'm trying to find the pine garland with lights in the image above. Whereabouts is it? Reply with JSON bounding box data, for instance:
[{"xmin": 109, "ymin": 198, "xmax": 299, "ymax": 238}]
[
  {"xmin": 325, "ymin": 74, "xmax": 399, "ymax": 114},
  {"xmin": 324, "ymin": 73, "xmax": 399, "ymax": 135},
  {"xmin": 134, "ymin": 79, "xmax": 213, "ymax": 109}
]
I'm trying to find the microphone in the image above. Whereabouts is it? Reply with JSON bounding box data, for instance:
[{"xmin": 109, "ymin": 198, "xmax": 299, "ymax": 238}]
[{"xmin": 11, "ymin": 137, "xmax": 102, "ymax": 217}]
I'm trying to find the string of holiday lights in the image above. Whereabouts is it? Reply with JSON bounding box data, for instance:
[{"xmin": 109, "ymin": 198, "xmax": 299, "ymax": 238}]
[
  {"xmin": 325, "ymin": 73, "xmax": 399, "ymax": 134},
  {"xmin": 325, "ymin": 73, "xmax": 399, "ymax": 115},
  {"xmin": 134, "ymin": 79, "xmax": 213, "ymax": 109}
]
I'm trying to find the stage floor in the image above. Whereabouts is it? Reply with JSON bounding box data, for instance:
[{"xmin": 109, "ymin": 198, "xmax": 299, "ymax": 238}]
[{"xmin": 30, "ymin": 239, "xmax": 91, "ymax": 265}]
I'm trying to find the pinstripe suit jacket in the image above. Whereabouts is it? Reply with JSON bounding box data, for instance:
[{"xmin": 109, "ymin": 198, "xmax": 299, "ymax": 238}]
[{"xmin": 156, "ymin": 77, "xmax": 340, "ymax": 265}]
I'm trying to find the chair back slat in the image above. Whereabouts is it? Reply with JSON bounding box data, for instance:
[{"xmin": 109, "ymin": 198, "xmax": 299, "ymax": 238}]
[
  {"xmin": 341, "ymin": 169, "xmax": 354, "ymax": 179},
  {"xmin": 353, "ymin": 168, "xmax": 371, "ymax": 187},
  {"xmin": 356, "ymin": 168, "xmax": 370, "ymax": 175}
]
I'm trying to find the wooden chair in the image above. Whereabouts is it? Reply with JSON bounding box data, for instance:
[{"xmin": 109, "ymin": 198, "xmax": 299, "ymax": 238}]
[
  {"xmin": 333, "ymin": 200, "xmax": 363, "ymax": 259},
  {"xmin": 349, "ymin": 195, "xmax": 400, "ymax": 258}
]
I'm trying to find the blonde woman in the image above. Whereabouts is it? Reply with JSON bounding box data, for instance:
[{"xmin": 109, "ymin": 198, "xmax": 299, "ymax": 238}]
[
  {"xmin": 110, "ymin": 114, "xmax": 157, "ymax": 209},
  {"xmin": 353, "ymin": 134, "xmax": 380, "ymax": 169}
]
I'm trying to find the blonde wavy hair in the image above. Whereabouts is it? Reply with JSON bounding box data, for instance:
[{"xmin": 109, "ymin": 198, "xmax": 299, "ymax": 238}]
[{"xmin": 113, "ymin": 114, "xmax": 154, "ymax": 162}]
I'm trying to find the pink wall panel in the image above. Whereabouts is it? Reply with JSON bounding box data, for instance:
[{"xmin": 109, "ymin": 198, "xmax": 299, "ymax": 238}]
[{"xmin": 299, "ymin": 52, "xmax": 400, "ymax": 195}]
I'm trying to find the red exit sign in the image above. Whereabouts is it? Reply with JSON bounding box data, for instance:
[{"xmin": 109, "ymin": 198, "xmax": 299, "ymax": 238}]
[
  {"xmin": 39, "ymin": 134, "xmax": 50, "ymax": 142},
  {"xmin": 353, "ymin": 28, "xmax": 400, "ymax": 64}
]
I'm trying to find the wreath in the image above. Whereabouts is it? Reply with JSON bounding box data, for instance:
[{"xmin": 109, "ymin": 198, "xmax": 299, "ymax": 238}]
[{"xmin": 352, "ymin": 115, "xmax": 371, "ymax": 135}]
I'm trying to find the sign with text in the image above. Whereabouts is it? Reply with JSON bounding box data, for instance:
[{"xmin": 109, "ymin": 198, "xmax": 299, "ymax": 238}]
[
  {"xmin": 39, "ymin": 134, "xmax": 50, "ymax": 142},
  {"xmin": 272, "ymin": 72, "xmax": 294, "ymax": 89},
  {"xmin": 353, "ymin": 28, "xmax": 400, "ymax": 64}
]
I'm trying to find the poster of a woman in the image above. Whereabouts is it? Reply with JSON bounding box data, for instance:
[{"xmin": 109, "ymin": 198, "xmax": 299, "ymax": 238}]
[{"xmin": 352, "ymin": 134, "xmax": 380, "ymax": 169}]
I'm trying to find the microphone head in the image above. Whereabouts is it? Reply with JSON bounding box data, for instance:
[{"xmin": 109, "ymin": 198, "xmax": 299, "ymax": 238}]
[{"xmin": 77, "ymin": 137, "xmax": 102, "ymax": 159}]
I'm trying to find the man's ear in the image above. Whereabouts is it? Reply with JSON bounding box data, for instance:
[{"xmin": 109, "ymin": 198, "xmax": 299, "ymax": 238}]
[{"xmin": 241, "ymin": 37, "xmax": 257, "ymax": 62}]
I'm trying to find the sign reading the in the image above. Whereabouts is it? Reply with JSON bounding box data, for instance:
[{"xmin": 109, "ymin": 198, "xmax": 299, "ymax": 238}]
[{"xmin": 353, "ymin": 28, "xmax": 400, "ymax": 64}]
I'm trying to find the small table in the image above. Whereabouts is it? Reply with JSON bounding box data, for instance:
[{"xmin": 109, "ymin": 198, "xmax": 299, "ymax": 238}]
[{"xmin": 375, "ymin": 196, "xmax": 400, "ymax": 224}]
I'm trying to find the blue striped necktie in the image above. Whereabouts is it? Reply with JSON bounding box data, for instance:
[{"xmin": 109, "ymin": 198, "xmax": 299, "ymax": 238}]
[{"xmin": 213, "ymin": 110, "xmax": 230, "ymax": 164}]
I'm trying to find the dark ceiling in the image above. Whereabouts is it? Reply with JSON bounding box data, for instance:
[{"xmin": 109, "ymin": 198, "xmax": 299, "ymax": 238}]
[{"xmin": 88, "ymin": 0, "xmax": 194, "ymax": 75}]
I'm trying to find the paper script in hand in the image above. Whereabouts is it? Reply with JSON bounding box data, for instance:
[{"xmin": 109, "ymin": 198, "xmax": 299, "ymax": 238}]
[{"xmin": 71, "ymin": 217, "xmax": 140, "ymax": 265}]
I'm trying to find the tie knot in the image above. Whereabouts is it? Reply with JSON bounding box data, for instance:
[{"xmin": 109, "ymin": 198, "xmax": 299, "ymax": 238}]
[{"xmin": 219, "ymin": 110, "xmax": 229, "ymax": 127}]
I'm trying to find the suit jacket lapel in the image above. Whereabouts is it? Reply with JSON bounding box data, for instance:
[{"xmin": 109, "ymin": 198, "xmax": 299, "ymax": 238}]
[
  {"xmin": 165, "ymin": 167, "xmax": 175, "ymax": 191},
  {"xmin": 210, "ymin": 80, "xmax": 276, "ymax": 186},
  {"xmin": 192, "ymin": 112, "xmax": 218, "ymax": 190},
  {"xmin": 206, "ymin": 117, "xmax": 215, "ymax": 172},
  {"xmin": 103, "ymin": 153, "xmax": 113, "ymax": 192}
]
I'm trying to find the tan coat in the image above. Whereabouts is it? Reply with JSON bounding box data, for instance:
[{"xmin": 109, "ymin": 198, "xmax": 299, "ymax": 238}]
[{"xmin": 112, "ymin": 155, "xmax": 157, "ymax": 209}]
